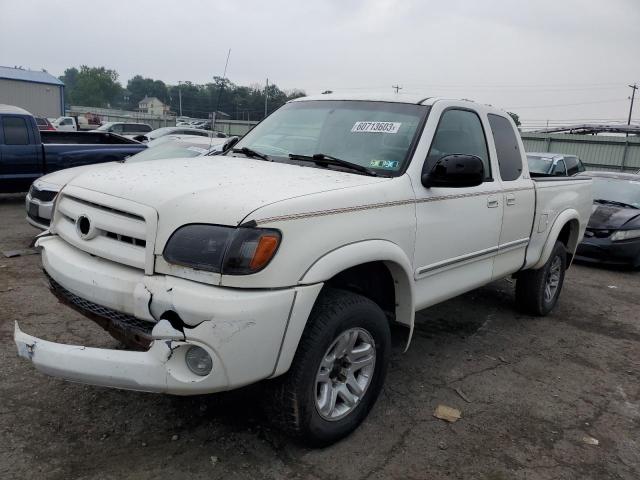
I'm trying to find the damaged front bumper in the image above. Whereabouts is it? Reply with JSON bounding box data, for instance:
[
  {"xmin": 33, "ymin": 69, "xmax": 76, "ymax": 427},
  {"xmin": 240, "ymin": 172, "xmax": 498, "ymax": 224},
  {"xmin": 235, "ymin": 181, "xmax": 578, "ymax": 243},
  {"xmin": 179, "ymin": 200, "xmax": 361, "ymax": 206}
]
[
  {"xmin": 15, "ymin": 236, "xmax": 322, "ymax": 395},
  {"xmin": 14, "ymin": 320, "xmax": 204, "ymax": 394}
]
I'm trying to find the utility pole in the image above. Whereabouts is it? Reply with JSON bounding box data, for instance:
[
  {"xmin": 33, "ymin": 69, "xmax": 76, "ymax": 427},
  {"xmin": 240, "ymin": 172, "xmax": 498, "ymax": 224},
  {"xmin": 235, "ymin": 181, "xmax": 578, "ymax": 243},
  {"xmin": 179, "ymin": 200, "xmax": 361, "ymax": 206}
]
[
  {"xmin": 178, "ymin": 81, "xmax": 183, "ymax": 117},
  {"xmin": 392, "ymin": 84, "xmax": 403, "ymax": 94},
  {"xmin": 627, "ymin": 83, "xmax": 638, "ymax": 125},
  {"xmin": 264, "ymin": 78, "xmax": 269, "ymax": 118}
]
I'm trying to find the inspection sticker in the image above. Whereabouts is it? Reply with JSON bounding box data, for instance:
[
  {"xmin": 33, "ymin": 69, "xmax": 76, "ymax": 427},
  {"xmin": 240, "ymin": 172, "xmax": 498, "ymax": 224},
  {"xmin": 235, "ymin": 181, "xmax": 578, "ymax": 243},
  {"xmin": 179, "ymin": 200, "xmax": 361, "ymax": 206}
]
[
  {"xmin": 370, "ymin": 160, "xmax": 399, "ymax": 169},
  {"xmin": 351, "ymin": 121, "xmax": 401, "ymax": 134}
]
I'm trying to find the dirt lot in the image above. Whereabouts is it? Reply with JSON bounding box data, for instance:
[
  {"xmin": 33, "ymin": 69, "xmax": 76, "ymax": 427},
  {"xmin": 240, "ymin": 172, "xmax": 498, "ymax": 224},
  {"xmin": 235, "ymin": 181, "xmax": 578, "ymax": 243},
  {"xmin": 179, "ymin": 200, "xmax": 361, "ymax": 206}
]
[{"xmin": 1, "ymin": 195, "xmax": 639, "ymax": 480}]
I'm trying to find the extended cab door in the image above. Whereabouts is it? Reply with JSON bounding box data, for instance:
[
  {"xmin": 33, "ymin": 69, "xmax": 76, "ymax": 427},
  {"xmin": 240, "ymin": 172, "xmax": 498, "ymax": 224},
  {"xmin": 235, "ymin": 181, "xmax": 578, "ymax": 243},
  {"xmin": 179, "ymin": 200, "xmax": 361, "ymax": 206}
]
[
  {"xmin": 0, "ymin": 115, "xmax": 43, "ymax": 193},
  {"xmin": 412, "ymin": 107, "xmax": 503, "ymax": 309},
  {"xmin": 486, "ymin": 114, "xmax": 535, "ymax": 279}
]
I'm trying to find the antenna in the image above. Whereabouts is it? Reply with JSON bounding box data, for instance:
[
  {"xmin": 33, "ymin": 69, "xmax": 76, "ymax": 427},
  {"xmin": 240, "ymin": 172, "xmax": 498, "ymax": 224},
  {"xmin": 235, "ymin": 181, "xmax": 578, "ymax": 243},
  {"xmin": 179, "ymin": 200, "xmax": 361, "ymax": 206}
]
[{"xmin": 211, "ymin": 48, "xmax": 231, "ymax": 152}]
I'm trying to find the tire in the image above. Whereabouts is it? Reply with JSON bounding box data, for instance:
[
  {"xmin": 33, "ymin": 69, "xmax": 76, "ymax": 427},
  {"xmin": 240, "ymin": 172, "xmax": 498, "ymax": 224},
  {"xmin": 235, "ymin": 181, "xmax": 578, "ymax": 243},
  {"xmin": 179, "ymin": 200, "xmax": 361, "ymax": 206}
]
[
  {"xmin": 515, "ymin": 241, "xmax": 567, "ymax": 316},
  {"xmin": 267, "ymin": 287, "xmax": 391, "ymax": 446}
]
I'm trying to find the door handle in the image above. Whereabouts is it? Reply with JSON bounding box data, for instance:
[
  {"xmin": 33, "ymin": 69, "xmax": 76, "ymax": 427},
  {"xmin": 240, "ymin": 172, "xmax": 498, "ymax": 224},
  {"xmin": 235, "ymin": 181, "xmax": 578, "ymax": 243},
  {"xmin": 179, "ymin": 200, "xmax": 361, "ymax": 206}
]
[
  {"xmin": 487, "ymin": 196, "xmax": 499, "ymax": 208},
  {"xmin": 506, "ymin": 194, "xmax": 516, "ymax": 206}
]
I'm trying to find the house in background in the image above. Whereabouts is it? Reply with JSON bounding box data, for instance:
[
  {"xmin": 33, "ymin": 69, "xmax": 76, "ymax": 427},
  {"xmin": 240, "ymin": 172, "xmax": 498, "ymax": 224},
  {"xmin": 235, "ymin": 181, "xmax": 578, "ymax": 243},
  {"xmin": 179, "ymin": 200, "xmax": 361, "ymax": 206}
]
[
  {"xmin": 0, "ymin": 66, "xmax": 64, "ymax": 117},
  {"xmin": 138, "ymin": 96, "xmax": 171, "ymax": 116}
]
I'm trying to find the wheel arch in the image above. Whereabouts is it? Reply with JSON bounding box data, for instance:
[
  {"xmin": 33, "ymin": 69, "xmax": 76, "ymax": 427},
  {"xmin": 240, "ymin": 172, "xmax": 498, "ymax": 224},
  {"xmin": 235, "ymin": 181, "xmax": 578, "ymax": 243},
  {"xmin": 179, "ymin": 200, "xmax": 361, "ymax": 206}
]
[
  {"xmin": 532, "ymin": 209, "xmax": 582, "ymax": 270},
  {"xmin": 299, "ymin": 240, "xmax": 415, "ymax": 330},
  {"xmin": 272, "ymin": 240, "xmax": 415, "ymax": 377}
]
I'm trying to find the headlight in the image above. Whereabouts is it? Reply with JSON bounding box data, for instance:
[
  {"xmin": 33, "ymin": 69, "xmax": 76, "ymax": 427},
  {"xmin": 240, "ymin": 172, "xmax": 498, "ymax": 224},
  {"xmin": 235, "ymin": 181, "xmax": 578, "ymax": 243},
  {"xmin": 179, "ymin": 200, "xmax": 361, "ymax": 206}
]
[
  {"xmin": 610, "ymin": 229, "xmax": 640, "ymax": 241},
  {"xmin": 163, "ymin": 224, "xmax": 281, "ymax": 275}
]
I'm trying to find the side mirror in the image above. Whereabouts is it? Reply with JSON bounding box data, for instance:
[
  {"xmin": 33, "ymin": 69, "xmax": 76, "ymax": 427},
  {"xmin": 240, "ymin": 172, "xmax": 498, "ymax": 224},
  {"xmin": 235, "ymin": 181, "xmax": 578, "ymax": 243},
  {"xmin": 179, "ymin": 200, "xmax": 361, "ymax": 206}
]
[{"xmin": 421, "ymin": 154, "xmax": 485, "ymax": 188}]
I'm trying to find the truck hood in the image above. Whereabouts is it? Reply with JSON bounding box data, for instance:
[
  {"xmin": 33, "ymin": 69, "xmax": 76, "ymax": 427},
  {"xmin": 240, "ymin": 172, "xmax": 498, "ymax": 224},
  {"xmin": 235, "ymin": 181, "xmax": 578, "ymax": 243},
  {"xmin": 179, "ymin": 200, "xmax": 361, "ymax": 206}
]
[
  {"xmin": 37, "ymin": 162, "xmax": 118, "ymax": 190},
  {"xmin": 67, "ymin": 155, "xmax": 388, "ymax": 227},
  {"xmin": 587, "ymin": 203, "xmax": 640, "ymax": 229}
]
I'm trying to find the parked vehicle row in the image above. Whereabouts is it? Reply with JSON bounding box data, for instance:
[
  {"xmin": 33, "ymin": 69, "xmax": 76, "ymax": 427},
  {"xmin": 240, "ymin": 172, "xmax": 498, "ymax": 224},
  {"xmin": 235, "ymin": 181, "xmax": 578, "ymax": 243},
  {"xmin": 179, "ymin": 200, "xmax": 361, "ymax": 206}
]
[
  {"xmin": 132, "ymin": 126, "xmax": 226, "ymax": 143},
  {"xmin": 15, "ymin": 94, "xmax": 592, "ymax": 445},
  {"xmin": 25, "ymin": 135, "xmax": 234, "ymax": 228},
  {"xmin": 0, "ymin": 105, "xmax": 147, "ymax": 194}
]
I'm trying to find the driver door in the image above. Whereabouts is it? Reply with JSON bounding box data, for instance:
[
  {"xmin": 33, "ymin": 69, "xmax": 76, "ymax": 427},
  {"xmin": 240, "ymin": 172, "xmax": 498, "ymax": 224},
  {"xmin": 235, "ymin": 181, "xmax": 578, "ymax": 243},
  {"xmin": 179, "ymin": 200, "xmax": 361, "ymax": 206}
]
[{"xmin": 413, "ymin": 108, "xmax": 503, "ymax": 309}]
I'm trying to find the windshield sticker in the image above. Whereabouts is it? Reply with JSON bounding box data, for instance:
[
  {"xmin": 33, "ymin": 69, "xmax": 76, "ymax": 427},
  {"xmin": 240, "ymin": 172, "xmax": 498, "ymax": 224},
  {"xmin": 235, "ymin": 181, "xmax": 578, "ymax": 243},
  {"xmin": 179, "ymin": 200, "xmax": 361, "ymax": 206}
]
[
  {"xmin": 187, "ymin": 146, "xmax": 209, "ymax": 154},
  {"xmin": 370, "ymin": 160, "xmax": 399, "ymax": 170},
  {"xmin": 352, "ymin": 121, "xmax": 401, "ymax": 134}
]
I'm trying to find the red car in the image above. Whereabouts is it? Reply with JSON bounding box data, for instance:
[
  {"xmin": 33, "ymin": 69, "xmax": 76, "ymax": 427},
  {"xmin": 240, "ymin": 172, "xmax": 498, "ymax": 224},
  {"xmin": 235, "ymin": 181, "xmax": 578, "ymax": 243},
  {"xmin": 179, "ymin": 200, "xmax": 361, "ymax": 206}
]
[{"xmin": 35, "ymin": 117, "xmax": 55, "ymax": 131}]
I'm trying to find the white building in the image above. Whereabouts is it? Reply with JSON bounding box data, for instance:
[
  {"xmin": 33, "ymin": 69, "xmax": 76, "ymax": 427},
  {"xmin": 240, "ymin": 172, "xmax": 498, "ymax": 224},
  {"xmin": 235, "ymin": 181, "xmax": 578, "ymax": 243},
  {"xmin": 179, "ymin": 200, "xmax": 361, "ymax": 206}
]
[{"xmin": 138, "ymin": 96, "xmax": 170, "ymax": 116}]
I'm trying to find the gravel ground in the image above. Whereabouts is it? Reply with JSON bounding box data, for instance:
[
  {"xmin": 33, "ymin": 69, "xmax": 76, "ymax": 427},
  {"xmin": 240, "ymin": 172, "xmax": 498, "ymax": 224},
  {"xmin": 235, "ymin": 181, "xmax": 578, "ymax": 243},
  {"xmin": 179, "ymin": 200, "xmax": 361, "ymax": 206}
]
[{"xmin": 1, "ymin": 195, "xmax": 639, "ymax": 480}]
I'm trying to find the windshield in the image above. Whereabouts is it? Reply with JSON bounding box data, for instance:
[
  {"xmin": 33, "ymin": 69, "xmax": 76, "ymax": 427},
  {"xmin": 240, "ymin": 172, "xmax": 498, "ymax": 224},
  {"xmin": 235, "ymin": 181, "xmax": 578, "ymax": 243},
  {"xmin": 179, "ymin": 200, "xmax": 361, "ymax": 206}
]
[
  {"xmin": 592, "ymin": 176, "xmax": 640, "ymax": 208},
  {"xmin": 126, "ymin": 140, "xmax": 214, "ymax": 163},
  {"xmin": 233, "ymin": 100, "xmax": 429, "ymax": 175},
  {"xmin": 527, "ymin": 156, "xmax": 553, "ymax": 174},
  {"xmin": 95, "ymin": 122, "xmax": 115, "ymax": 131}
]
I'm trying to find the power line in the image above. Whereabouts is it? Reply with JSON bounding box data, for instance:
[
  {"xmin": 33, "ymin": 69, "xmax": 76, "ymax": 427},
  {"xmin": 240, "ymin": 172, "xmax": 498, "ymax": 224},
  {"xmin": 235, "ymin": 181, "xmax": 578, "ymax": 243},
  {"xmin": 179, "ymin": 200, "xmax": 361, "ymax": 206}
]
[{"xmin": 506, "ymin": 98, "xmax": 629, "ymax": 109}]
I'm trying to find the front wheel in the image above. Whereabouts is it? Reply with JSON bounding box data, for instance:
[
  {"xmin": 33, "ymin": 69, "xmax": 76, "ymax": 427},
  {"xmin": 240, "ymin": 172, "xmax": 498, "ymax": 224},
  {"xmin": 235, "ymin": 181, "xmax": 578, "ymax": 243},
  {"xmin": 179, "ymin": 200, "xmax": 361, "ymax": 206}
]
[
  {"xmin": 267, "ymin": 288, "xmax": 390, "ymax": 446},
  {"xmin": 515, "ymin": 240, "xmax": 567, "ymax": 316}
]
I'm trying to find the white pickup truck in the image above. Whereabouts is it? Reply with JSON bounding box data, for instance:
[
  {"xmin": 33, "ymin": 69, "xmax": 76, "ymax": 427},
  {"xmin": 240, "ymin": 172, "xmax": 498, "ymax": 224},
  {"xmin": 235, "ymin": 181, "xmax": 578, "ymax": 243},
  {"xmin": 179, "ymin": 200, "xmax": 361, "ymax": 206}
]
[{"xmin": 15, "ymin": 94, "xmax": 592, "ymax": 445}]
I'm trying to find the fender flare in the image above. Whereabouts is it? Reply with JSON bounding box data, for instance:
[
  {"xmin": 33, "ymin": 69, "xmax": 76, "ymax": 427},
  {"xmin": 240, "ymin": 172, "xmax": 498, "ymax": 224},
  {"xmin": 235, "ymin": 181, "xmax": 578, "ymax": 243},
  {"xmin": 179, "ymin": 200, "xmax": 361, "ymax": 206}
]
[
  {"xmin": 531, "ymin": 209, "xmax": 581, "ymax": 270},
  {"xmin": 301, "ymin": 239, "xmax": 415, "ymax": 336}
]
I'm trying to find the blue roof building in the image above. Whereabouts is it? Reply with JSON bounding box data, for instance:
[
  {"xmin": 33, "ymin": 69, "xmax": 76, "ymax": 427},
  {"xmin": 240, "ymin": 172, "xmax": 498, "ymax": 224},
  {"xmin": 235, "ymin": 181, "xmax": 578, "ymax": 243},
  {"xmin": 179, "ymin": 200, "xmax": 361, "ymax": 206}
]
[{"xmin": 0, "ymin": 66, "xmax": 64, "ymax": 117}]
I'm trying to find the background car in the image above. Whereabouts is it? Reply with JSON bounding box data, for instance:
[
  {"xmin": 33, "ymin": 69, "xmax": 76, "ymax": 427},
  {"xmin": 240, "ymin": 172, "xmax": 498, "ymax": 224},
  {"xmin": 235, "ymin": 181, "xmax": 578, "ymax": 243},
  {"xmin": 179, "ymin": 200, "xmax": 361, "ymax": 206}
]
[
  {"xmin": 25, "ymin": 135, "xmax": 234, "ymax": 229},
  {"xmin": 35, "ymin": 117, "xmax": 55, "ymax": 131},
  {"xmin": 574, "ymin": 171, "xmax": 640, "ymax": 268},
  {"xmin": 133, "ymin": 126, "xmax": 226, "ymax": 143},
  {"xmin": 527, "ymin": 153, "xmax": 586, "ymax": 177},
  {"xmin": 93, "ymin": 122, "xmax": 152, "ymax": 138}
]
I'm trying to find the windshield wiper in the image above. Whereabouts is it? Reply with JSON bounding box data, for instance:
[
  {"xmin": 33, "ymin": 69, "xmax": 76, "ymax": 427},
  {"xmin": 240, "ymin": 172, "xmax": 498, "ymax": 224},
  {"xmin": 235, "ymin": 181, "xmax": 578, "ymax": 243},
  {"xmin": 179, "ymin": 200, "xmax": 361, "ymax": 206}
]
[
  {"xmin": 288, "ymin": 153, "xmax": 379, "ymax": 177},
  {"xmin": 594, "ymin": 198, "xmax": 639, "ymax": 209},
  {"xmin": 232, "ymin": 147, "xmax": 271, "ymax": 162}
]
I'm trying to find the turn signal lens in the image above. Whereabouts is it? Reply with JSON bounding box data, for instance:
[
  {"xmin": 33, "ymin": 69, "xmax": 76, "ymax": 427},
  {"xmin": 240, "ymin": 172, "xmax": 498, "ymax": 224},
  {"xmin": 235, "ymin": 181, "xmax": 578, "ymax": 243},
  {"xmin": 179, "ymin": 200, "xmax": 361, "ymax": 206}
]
[
  {"xmin": 249, "ymin": 235, "xmax": 280, "ymax": 270},
  {"xmin": 223, "ymin": 228, "xmax": 281, "ymax": 275}
]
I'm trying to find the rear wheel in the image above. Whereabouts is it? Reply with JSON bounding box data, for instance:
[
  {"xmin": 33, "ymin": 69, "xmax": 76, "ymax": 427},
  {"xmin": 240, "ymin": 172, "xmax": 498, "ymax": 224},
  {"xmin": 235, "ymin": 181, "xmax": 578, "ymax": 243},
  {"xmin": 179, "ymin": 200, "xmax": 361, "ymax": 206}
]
[
  {"xmin": 515, "ymin": 241, "xmax": 567, "ymax": 316},
  {"xmin": 267, "ymin": 288, "xmax": 390, "ymax": 446}
]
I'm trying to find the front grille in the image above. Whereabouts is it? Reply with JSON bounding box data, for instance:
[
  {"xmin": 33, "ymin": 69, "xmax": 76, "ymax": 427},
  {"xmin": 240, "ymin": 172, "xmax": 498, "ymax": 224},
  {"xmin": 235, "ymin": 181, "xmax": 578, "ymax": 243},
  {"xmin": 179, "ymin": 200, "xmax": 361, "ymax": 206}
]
[
  {"xmin": 585, "ymin": 228, "xmax": 611, "ymax": 239},
  {"xmin": 27, "ymin": 210, "xmax": 51, "ymax": 227},
  {"xmin": 46, "ymin": 272, "xmax": 154, "ymax": 348},
  {"xmin": 29, "ymin": 186, "xmax": 57, "ymax": 202},
  {"xmin": 104, "ymin": 231, "xmax": 146, "ymax": 247}
]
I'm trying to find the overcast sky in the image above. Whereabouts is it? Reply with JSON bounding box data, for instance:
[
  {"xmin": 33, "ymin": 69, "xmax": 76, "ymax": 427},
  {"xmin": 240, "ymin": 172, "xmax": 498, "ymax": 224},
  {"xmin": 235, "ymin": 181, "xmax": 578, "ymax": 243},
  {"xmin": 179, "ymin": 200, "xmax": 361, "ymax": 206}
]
[{"xmin": 2, "ymin": 0, "xmax": 639, "ymax": 127}]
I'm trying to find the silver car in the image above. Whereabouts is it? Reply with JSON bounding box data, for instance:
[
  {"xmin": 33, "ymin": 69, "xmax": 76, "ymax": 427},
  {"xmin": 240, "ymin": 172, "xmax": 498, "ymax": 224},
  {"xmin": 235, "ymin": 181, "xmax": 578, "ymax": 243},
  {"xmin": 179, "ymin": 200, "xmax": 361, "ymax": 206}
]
[{"xmin": 26, "ymin": 135, "xmax": 234, "ymax": 229}]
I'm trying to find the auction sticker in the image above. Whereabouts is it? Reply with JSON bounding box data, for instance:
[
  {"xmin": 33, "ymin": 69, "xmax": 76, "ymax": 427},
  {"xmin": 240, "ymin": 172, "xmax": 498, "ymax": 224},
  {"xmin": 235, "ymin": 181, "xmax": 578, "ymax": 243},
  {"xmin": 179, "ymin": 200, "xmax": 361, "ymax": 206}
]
[
  {"xmin": 370, "ymin": 160, "xmax": 399, "ymax": 169},
  {"xmin": 351, "ymin": 121, "xmax": 401, "ymax": 134}
]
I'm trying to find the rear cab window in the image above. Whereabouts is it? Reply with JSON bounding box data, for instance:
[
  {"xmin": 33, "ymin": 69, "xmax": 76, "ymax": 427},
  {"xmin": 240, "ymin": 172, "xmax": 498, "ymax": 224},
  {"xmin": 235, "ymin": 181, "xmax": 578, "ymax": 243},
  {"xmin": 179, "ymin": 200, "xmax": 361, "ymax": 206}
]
[
  {"xmin": 487, "ymin": 114, "xmax": 523, "ymax": 181},
  {"xmin": 2, "ymin": 116, "xmax": 31, "ymax": 145}
]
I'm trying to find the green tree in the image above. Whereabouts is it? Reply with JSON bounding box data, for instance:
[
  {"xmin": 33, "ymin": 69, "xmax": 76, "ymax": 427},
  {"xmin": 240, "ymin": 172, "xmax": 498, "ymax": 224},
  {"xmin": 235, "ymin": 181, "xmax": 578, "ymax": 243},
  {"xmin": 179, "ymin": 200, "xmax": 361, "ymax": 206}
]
[
  {"xmin": 63, "ymin": 66, "xmax": 123, "ymax": 108},
  {"xmin": 126, "ymin": 75, "xmax": 169, "ymax": 109},
  {"xmin": 508, "ymin": 111, "xmax": 521, "ymax": 127}
]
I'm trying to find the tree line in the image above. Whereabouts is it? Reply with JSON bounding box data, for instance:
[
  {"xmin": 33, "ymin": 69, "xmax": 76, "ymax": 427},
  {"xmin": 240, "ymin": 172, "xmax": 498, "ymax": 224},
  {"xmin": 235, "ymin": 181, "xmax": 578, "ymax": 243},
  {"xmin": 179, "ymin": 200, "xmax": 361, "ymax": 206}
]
[{"xmin": 59, "ymin": 66, "xmax": 306, "ymax": 121}]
